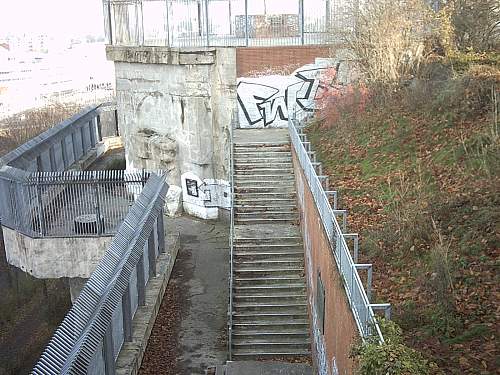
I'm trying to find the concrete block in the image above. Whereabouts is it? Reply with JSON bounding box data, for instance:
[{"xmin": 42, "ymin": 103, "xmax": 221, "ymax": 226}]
[{"xmin": 165, "ymin": 185, "xmax": 183, "ymax": 217}]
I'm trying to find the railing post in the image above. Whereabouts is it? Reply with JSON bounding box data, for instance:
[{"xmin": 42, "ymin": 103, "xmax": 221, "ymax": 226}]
[
  {"xmin": 103, "ymin": 323, "xmax": 116, "ymax": 375},
  {"xmin": 61, "ymin": 139, "xmax": 68, "ymax": 169},
  {"xmin": 244, "ymin": 0, "xmax": 249, "ymax": 46},
  {"xmin": 122, "ymin": 285, "xmax": 133, "ymax": 342},
  {"xmin": 114, "ymin": 109, "xmax": 119, "ymax": 137},
  {"xmin": 137, "ymin": 254, "xmax": 146, "ymax": 306},
  {"xmin": 94, "ymin": 172, "xmax": 103, "ymax": 235},
  {"xmin": 299, "ymin": 0, "xmax": 305, "ymax": 45},
  {"xmin": 148, "ymin": 231, "xmax": 156, "ymax": 278},
  {"xmin": 49, "ymin": 146, "xmax": 56, "ymax": 171},
  {"xmin": 97, "ymin": 114, "xmax": 103, "ymax": 141},
  {"xmin": 165, "ymin": 0, "xmax": 171, "ymax": 46},
  {"xmin": 107, "ymin": 1, "xmax": 114, "ymax": 45},
  {"xmin": 36, "ymin": 176, "xmax": 46, "ymax": 236},
  {"xmin": 204, "ymin": 0, "xmax": 210, "ymax": 47},
  {"xmin": 355, "ymin": 263, "xmax": 372, "ymax": 301},
  {"xmin": 343, "ymin": 233, "xmax": 359, "ymax": 262},
  {"xmin": 157, "ymin": 210, "xmax": 165, "ymax": 253}
]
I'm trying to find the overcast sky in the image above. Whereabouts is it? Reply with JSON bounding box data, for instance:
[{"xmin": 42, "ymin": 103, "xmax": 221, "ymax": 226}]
[{"xmin": 0, "ymin": 0, "xmax": 105, "ymax": 37}]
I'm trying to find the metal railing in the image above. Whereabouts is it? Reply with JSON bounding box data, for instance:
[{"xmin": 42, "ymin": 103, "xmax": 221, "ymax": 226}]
[
  {"xmin": 0, "ymin": 169, "xmax": 149, "ymax": 238},
  {"xmin": 32, "ymin": 173, "xmax": 168, "ymax": 374},
  {"xmin": 0, "ymin": 104, "xmax": 125, "ymax": 238},
  {"xmin": 288, "ymin": 117, "xmax": 389, "ymax": 341},
  {"xmin": 0, "ymin": 105, "xmax": 105, "ymax": 171},
  {"xmin": 103, "ymin": 0, "xmax": 353, "ymax": 48},
  {"xmin": 228, "ymin": 110, "xmax": 235, "ymax": 359}
]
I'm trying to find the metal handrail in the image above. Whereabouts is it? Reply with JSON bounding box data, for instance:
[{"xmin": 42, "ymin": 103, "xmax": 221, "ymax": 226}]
[
  {"xmin": 32, "ymin": 173, "xmax": 168, "ymax": 374},
  {"xmin": 228, "ymin": 113, "xmax": 235, "ymax": 359},
  {"xmin": 288, "ymin": 117, "xmax": 386, "ymax": 343}
]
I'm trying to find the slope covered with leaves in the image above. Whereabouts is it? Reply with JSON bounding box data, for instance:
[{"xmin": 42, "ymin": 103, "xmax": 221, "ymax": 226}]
[{"xmin": 307, "ymin": 60, "xmax": 499, "ymax": 374}]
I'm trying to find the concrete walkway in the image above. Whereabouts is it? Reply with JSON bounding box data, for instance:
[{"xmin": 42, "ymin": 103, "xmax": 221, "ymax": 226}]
[{"xmin": 140, "ymin": 216, "xmax": 229, "ymax": 374}]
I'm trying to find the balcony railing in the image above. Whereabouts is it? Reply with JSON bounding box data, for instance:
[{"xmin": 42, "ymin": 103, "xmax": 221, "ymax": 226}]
[{"xmin": 103, "ymin": 0, "xmax": 354, "ymax": 47}]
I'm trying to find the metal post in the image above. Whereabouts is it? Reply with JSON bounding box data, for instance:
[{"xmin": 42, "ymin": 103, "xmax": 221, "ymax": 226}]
[
  {"xmin": 122, "ymin": 285, "xmax": 133, "ymax": 342},
  {"xmin": 370, "ymin": 303, "xmax": 392, "ymax": 320},
  {"xmin": 165, "ymin": 0, "xmax": 170, "ymax": 46},
  {"xmin": 299, "ymin": 0, "xmax": 305, "ymax": 45},
  {"xmin": 94, "ymin": 172, "xmax": 103, "ymax": 235},
  {"xmin": 36, "ymin": 177, "xmax": 46, "ymax": 236},
  {"xmin": 244, "ymin": 0, "xmax": 249, "ymax": 46},
  {"xmin": 103, "ymin": 323, "xmax": 116, "ymax": 375},
  {"xmin": 89, "ymin": 119, "xmax": 96, "ymax": 147},
  {"xmin": 204, "ymin": 0, "xmax": 210, "ymax": 46},
  {"xmin": 61, "ymin": 139, "xmax": 68, "ymax": 169},
  {"xmin": 140, "ymin": 1, "xmax": 145, "ymax": 46},
  {"xmin": 137, "ymin": 254, "xmax": 146, "ymax": 306},
  {"xmin": 325, "ymin": 0, "xmax": 331, "ymax": 35},
  {"xmin": 333, "ymin": 209, "xmax": 347, "ymax": 232},
  {"xmin": 108, "ymin": 1, "xmax": 114, "ymax": 45},
  {"xmin": 343, "ymin": 233, "xmax": 359, "ymax": 262},
  {"xmin": 97, "ymin": 114, "xmax": 103, "ymax": 141},
  {"xmin": 114, "ymin": 109, "xmax": 119, "ymax": 137},
  {"xmin": 49, "ymin": 146, "xmax": 56, "ymax": 172},
  {"xmin": 157, "ymin": 211, "xmax": 165, "ymax": 253},
  {"xmin": 326, "ymin": 190, "xmax": 338, "ymax": 210},
  {"xmin": 355, "ymin": 263, "xmax": 372, "ymax": 301},
  {"xmin": 148, "ymin": 232, "xmax": 156, "ymax": 278}
]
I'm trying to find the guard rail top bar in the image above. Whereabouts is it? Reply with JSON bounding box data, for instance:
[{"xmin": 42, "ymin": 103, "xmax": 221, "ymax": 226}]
[
  {"xmin": 0, "ymin": 104, "xmax": 112, "ymax": 170},
  {"xmin": 32, "ymin": 173, "xmax": 169, "ymax": 374},
  {"xmin": 288, "ymin": 118, "xmax": 385, "ymax": 342},
  {"xmin": 0, "ymin": 169, "xmax": 156, "ymax": 238}
]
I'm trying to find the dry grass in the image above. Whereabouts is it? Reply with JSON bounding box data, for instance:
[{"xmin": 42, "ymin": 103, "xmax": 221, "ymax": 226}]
[{"xmin": 0, "ymin": 103, "xmax": 84, "ymax": 157}]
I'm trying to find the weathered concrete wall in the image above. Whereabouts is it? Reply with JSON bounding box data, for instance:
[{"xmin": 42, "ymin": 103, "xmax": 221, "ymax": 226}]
[
  {"xmin": 107, "ymin": 46, "xmax": 236, "ymax": 219},
  {"xmin": 3, "ymin": 226, "xmax": 113, "ymax": 279},
  {"xmin": 292, "ymin": 148, "xmax": 358, "ymax": 375}
]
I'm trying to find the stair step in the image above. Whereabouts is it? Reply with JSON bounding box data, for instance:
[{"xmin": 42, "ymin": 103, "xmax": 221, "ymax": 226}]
[
  {"xmin": 234, "ymin": 285, "xmax": 306, "ymax": 295},
  {"xmin": 233, "ymin": 295, "xmax": 307, "ymax": 304},
  {"xmin": 233, "ymin": 302, "xmax": 307, "ymax": 313},
  {"xmin": 235, "ymin": 205, "xmax": 297, "ymax": 212},
  {"xmin": 232, "ymin": 329, "xmax": 309, "ymax": 337},
  {"xmin": 234, "ymin": 243, "xmax": 303, "ymax": 249},
  {"xmin": 234, "ymin": 251, "xmax": 303, "ymax": 259},
  {"xmin": 231, "ymin": 349, "xmax": 311, "ymax": 358},
  {"xmin": 235, "ymin": 169, "xmax": 294, "ymax": 175},
  {"xmin": 235, "ymin": 276, "xmax": 305, "ymax": 284}
]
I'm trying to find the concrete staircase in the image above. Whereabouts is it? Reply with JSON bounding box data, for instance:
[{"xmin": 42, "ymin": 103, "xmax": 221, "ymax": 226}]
[{"xmin": 230, "ymin": 129, "xmax": 310, "ymax": 361}]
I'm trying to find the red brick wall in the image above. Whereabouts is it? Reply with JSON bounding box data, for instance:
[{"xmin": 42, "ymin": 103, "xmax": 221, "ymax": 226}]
[
  {"xmin": 292, "ymin": 148, "xmax": 359, "ymax": 375},
  {"xmin": 236, "ymin": 45, "xmax": 331, "ymax": 77}
]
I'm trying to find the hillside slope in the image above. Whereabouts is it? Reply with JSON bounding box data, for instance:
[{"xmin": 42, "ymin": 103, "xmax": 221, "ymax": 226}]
[{"xmin": 307, "ymin": 62, "xmax": 499, "ymax": 374}]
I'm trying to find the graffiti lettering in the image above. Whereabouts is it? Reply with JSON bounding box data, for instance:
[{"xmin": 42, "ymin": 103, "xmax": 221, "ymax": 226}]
[{"xmin": 237, "ymin": 63, "xmax": 336, "ymax": 128}]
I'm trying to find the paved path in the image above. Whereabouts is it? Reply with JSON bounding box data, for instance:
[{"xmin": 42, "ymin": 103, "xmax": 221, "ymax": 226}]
[{"xmin": 140, "ymin": 216, "xmax": 229, "ymax": 374}]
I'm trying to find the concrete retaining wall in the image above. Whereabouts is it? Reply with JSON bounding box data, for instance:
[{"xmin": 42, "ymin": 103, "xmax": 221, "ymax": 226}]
[
  {"xmin": 292, "ymin": 148, "xmax": 358, "ymax": 375},
  {"xmin": 2, "ymin": 226, "xmax": 113, "ymax": 279}
]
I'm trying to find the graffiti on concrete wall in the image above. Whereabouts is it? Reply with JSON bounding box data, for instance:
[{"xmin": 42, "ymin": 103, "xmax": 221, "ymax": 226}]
[{"xmin": 237, "ymin": 61, "xmax": 338, "ymax": 128}]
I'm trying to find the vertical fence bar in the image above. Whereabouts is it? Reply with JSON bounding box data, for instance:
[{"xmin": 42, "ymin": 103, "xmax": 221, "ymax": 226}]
[
  {"xmin": 204, "ymin": 0, "xmax": 210, "ymax": 46},
  {"xmin": 122, "ymin": 286, "xmax": 133, "ymax": 342},
  {"xmin": 244, "ymin": 0, "xmax": 249, "ymax": 46},
  {"xmin": 114, "ymin": 109, "xmax": 119, "ymax": 136},
  {"xmin": 97, "ymin": 114, "xmax": 103, "ymax": 141},
  {"xmin": 108, "ymin": 1, "xmax": 114, "ymax": 45},
  {"xmin": 299, "ymin": 0, "xmax": 305, "ymax": 45},
  {"xmin": 36, "ymin": 177, "xmax": 46, "ymax": 236},
  {"xmin": 103, "ymin": 324, "xmax": 116, "ymax": 375},
  {"xmin": 147, "ymin": 232, "xmax": 156, "ymax": 278},
  {"xmin": 136, "ymin": 254, "xmax": 146, "ymax": 306},
  {"xmin": 157, "ymin": 210, "xmax": 165, "ymax": 253},
  {"xmin": 94, "ymin": 172, "xmax": 103, "ymax": 235}
]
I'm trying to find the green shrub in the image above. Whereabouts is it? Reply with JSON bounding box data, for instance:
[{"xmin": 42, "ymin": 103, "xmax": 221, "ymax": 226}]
[{"xmin": 351, "ymin": 319, "xmax": 442, "ymax": 375}]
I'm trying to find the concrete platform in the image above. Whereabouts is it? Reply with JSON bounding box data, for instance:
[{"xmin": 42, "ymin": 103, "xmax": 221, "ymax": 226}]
[
  {"xmin": 222, "ymin": 361, "xmax": 313, "ymax": 375},
  {"xmin": 234, "ymin": 129, "xmax": 289, "ymax": 144}
]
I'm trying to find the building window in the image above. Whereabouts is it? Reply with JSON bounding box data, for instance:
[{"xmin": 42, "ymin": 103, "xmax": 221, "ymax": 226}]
[{"xmin": 317, "ymin": 271, "xmax": 325, "ymax": 335}]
